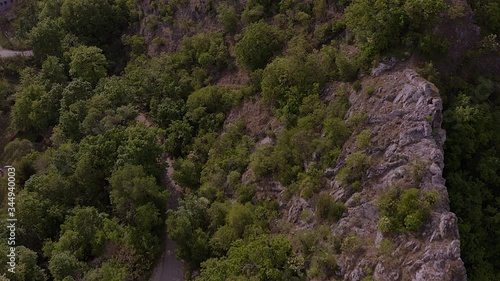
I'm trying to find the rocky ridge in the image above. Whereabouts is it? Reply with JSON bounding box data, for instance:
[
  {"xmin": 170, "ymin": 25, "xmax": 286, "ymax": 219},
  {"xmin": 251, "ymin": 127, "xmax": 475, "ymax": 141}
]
[{"xmin": 282, "ymin": 66, "xmax": 467, "ymax": 280}]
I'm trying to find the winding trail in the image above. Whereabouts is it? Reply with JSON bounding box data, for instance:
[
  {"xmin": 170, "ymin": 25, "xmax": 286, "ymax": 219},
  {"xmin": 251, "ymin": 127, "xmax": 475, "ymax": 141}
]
[
  {"xmin": 0, "ymin": 46, "xmax": 32, "ymax": 58},
  {"xmin": 135, "ymin": 113, "xmax": 185, "ymax": 281},
  {"xmin": 134, "ymin": 113, "xmax": 186, "ymax": 280},
  {"xmin": 150, "ymin": 158, "xmax": 185, "ymax": 281}
]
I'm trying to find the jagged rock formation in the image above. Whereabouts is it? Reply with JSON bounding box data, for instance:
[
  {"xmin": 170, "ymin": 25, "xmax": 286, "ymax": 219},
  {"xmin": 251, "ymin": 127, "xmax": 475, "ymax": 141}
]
[
  {"xmin": 331, "ymin": 67, "xmax": 466, "ymax": 280},
  {"xmin": 280, "ymin": 66, "xmax": 467, "ymax": 280}
]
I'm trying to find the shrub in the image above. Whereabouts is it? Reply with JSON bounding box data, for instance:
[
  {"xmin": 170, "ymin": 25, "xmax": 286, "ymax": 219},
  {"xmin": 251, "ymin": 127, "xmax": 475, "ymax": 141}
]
[
  {"xmin": 378, "ymin": 239, "xmax": 392, "ymax": 256},
  {"xmin": 241, "ymin": 3, "xmax": 264, "ymax": 24},
  {"xmin": 249, "ymin": 145, "xmax": 276, "ymax": 177},
  {"xmin": 315, "ymin": 193, "xmax": 346, "ymax": 222},
  {"xmin": 68, "ymin": 46, "xmax": 108, "ymax": 86},
  {"xmin": 345, "ymin": 0, "xmax": 405, "ymax": 51},
  {"xmin": 336, "ymin": 53, "xmax": 358, "ymax": 82},
  {"xmin": 173, "ymin": 157, "xmax": 201, "ymax": 190},
  {"xmin": 217, "ymin": 4, "xmax": 239, "ymax": 34},
  {"xmin": 307, "ymin": 247, "xmax": 337, "ymax": 279},
  {"xmin": 352, "ymin": 80, "xmax": 362, "ymax": 91},
  {"xmin": 356, "ymin": 129, "xmax": 371, "ymax": 149},
  {"xmin": 298, "ymin": 172, "xmax": 322, "ymax": 199},
  {"xmin": 237, "ymin": 185, "xmax": 256, "ymax": 203},
  {"xmin": 340, "ymin": 234, "xmax": 362, "ymax": 253},
  {"xmin": 180, "ymin": 32, "xmax": 230, "ymax": 70},
  {"xmin": 235, "ymin": 21, "xmax": 283, "ymax": 71},
  {"xmin": 365, "ymin": 85, "xmax": 375, "ymax": 96},
  {"xmin": 418, "ymin": 33, "xmax": 449, "ymax": 56},
  {"xmin": 261, "ymin": 53, "xmax": 326, "ymax": 119},
  {"xmin": 378, "ymin": 187, "xmax": 440, "ymax": 233},
  {"xmin": 337, "ymin": 152, "xmax": 371, "ymax": 187}
]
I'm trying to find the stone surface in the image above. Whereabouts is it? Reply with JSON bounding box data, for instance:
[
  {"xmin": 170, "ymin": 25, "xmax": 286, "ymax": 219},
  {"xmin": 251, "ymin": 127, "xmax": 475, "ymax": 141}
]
[{"xmin": 324, "ymin": 68, "xmax": 466, "ymax": 281}]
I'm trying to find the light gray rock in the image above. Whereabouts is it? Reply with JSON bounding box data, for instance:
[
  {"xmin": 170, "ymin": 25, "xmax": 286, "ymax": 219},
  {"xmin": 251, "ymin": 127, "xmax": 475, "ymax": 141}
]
[
  {"xmin": 323, "ymin": 69, "xmax": 466, "ymax": 281},
  {"xmin": 374, "ymin": 262, "xmax": 400, "ymax": 281}
]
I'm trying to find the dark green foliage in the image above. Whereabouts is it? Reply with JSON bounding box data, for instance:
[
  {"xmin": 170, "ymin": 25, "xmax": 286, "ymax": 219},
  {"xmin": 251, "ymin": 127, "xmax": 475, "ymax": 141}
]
[
  {"xmin": 237, "ymin": 184, "xmax": 256, "ymax": 203},
  {"xmin": 84, "ymin": 259, "xmax": 128, "ymax": 281},
  {"xmin": 60, "ymin": 79, "xmax": 93, "ymax": 111},
  {"xmin": 16, "ymin": 190, "xmax": 66, "ymax": 251},
  {"xmin": 150, "ymin": 97, "xmax": 186, "ymax": 129},
  {"xmin": 48, "ymin": 251, "xmax": 85, "ymax": 281},
  {"xmin": 186, "ymin": 86, "xmax": 237, "ymax": 134},
  {"xmin": 336, "ymin": 152, "xmax": 371, "ymax": 188},
  {"xmin": 335, "ymin": 53, "xmax": 358, "ymax": 82},
  {"xmin": 0, "ymin": 245, "xmax": 47, "ymax": 281},
  {"xmin": 122, "ymin": 34, "xmax": 146, "ymax": 57},
  {"xmin": 250, "ymin": 95, "xmax": 350, "ymax": 188},
  {"xmin": 179, "ymin": 32, "xmax": 231, "ymax": 71},
  {"xmin": 116, "ymin": 124, "xmax": 165, "ymax": 177},
  {"xmin": 8, "ymin": 0, "xmax": 498, "ymax": 278},
  {"xmin": 241, "ymin": 1, "xmax": 265, "ymax": 24},
  {"xmin": 345, "ymin": 0, "xmax": 446, "ymax": 52},
  {"xmin": 442, "ymin": 77, "xmax": 500, "ymax": 280},
  {"xmin": 200, "ymin": 122, "xmax": 254, "ymax": 200},
  {"xmin": 378, "ymin": 188, "xmax": 439, "ymax": 233},
  {"xmin": 12, "ymin": 67, "xmax": 65, "ymax": 132},
  {"xmin": 173, "ymin": 157, "xmax": 202, "ymax": 190},
  {"xmin": 197, "ymin": 234, "xmax": 295, "ymax": 280},
  {"xmin": 261, "ymin": 53, "xmax": 327, "ymax": 121},
  {"xmin": 345, "ymin": 0, "xmax": 405, "ymax": 51},
  {"xmin": 315, "ymin": 193, "xmax": 346, "ymax": 222},
  {"xmin": 49, "ymin": 206, "xmax": 106, "ymax": 260},
  {"xmin": 417, "ymin": 33, "xmax": 449, "ymax": 57},
  {"xmin": 28, "ymin": 18, "xmax": 66, "ymax": 61},
  {"xmin": 60, "ymin": 0, "xmax": 129, "ymax": 46},
  {"xmin": 68, "ymin": 46, "xmax": 108, "ymax": 86},
  {"xmin": 3, "ymin": 138, "xmax": 34, "ymax": 164},
  {"xmin": 235, "ymin": 21, "xmax": 283, "ymax": 71},
  {"xmin": 109, "ymin": 164, "xmax": 168, "ymax": 226},
  {"xmin": 0, "ymin": 79, "xmax": 15, "ymax": 115},
  {"xmin": 40, "ymin": 56, "xmax": 67, "ymax": 86},
  {"xmin": 469, "ymin": 0, "xmax": 500, "ymax": 35},
  {"xmin": 166, "ymin": 195, "xmax": 211, "ymax": 268},
  {"xmin": 217, "ymin": 4, "xmax": 239, "ymax": 34},
  {"xmin": 165, "ymin": 119, "xmax": 193, "ymax": 157}
]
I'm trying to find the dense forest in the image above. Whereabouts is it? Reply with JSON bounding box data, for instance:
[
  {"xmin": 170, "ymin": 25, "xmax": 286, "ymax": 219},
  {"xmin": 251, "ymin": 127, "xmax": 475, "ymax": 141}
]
[{"xmin": 0, "ymin": 0, "xmax": 498, "ymax": 280}]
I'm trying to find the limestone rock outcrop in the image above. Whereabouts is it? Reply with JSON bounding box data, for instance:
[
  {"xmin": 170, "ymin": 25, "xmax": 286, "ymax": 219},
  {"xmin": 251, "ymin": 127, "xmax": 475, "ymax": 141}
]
[{"xmin": 323, "ymin": 67, "xmax": 466, "ymax": 280}]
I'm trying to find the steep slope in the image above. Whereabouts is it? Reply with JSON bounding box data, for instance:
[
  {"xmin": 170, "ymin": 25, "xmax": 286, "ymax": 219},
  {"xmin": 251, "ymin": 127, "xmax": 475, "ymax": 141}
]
[{"xmin": 260, "ymin": 66, "xmax": 469, "ymax": 280}]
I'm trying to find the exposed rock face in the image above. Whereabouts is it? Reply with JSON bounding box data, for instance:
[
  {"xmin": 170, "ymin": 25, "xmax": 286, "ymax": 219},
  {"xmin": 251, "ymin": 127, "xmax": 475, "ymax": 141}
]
[{"xmin": 318, "ymin": 67, "xmax": 465, "ymax": 280}]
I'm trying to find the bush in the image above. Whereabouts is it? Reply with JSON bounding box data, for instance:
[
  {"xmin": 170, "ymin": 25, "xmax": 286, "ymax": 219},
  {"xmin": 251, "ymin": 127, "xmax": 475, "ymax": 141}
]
[
  {"xmin": 217, "ymin": 4, "xmax": 239, "ymax": 34},
  {"xmin": 237, "ymin": 185, "xmax": 256, "ymax": 203},
  {"xmin": 307, "ymin": 247, "xmax": 337, "ymax": 279},
  {"xmin": 235, "ymin": 21, "xmax": 283, "ymax": 71},
  {"xmin": 179, "ymin": 32, "xmax": 230, "ymax": 70},
  {"xmin": 261, "ymin": 53, "xmax": 326, "ymax": 119},
  {"xmin": 241, "ymin": 2, "xmax": 264, "ymax": 24},
  {"xmin": 337, "ymin": 152, "xmax": 371, "ymax": 187},
  {"xmin": 378, "ymin": 187, "xmax": 439, "ymax": 233},
  {"xmin": 249, "ymin": 145, "xmax": 276, "ymax": 177},
  {"xmin": 69, "ymin": 46, "xmax": 108, "ymax": 86},
  {"xmin": 356, "ymin": 129, "xmax": 371, "ymax": 149},
  {"xmin": 336, "ymin": 53, "xmax": 358, "ymax": 82},
  {"xmin": 340, "ymin": 234, "xmax": 362, "ymax": 253},
  {"xmin": 315, "ymin": 193, "xmax": 346, "ymax": 222}
]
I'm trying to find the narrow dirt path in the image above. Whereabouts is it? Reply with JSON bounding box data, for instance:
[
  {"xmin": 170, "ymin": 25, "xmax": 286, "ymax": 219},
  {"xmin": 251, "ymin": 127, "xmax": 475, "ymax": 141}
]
[
  {"xmin": 134, "ymin": 113, "xmax": 185, "ymax": 280},
  {"xmin": 150, "ymin": 158, "xmax": 185, "ymax": 281},
  {"xmin": 0, "ymin": 46, "xmax": 32, "ymax": 58}
]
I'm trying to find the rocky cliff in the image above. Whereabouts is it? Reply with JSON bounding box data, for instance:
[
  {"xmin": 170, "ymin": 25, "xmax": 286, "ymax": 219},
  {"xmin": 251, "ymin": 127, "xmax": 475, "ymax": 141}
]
[{"xmin": 277, "ymin": 65, "xmax": 467, "ymax": 280}]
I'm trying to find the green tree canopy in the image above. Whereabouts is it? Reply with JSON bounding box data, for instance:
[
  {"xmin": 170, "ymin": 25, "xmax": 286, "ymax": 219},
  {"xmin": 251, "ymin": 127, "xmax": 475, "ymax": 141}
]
[
  {"xmin": 69, "ymin": 46, "xmax": 108, "ymax": 86},
  {"xmin": 235, "ymin": 21, "xmax": 283, "ymax": 71}
]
